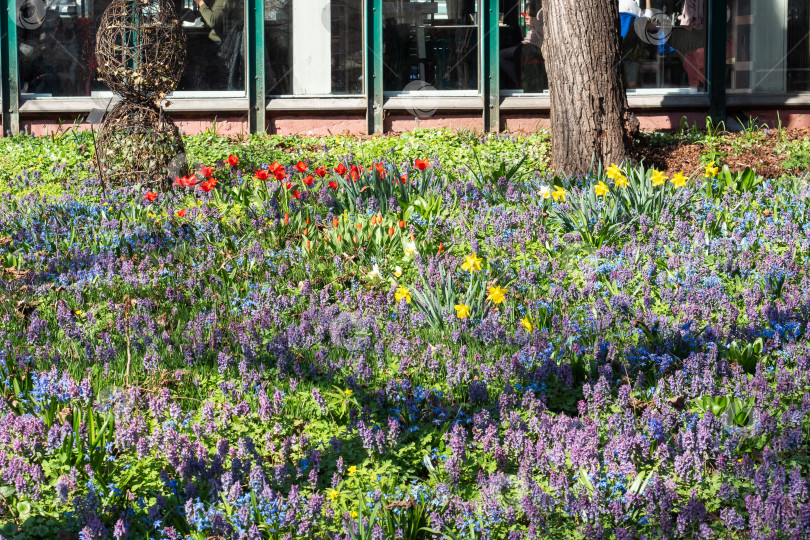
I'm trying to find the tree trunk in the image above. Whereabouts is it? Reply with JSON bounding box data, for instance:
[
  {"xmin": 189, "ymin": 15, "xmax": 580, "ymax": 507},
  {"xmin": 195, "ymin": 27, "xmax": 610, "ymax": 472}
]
[{"xmin": 541, "ymin": 0, "xmax": 639, "ymax": 175}]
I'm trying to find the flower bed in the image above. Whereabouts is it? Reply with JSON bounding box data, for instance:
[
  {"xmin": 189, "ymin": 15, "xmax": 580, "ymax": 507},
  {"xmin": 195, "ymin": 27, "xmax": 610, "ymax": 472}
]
[{"xmin": 0, "ymin": 130, "xmax": 809, "ymax": 539}]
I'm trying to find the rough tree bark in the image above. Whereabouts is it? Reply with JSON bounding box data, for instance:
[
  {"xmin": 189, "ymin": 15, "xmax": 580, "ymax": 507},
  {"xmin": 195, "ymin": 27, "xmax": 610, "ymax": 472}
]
[{"xmin": 541, "ymin": 0, "xmax": 639, "ymax": 175}]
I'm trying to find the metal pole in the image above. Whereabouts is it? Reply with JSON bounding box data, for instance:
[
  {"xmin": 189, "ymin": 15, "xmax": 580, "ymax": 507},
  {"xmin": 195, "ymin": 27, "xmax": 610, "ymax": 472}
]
[
  {"xmin": 482, "ymin": 0, "xmax": 499, "ymax": 132},
  {"xmin": 1, "ymin": 0, "xmax": 20, "ymax": 135},
  {"xmin": 248, "ymin": 0, "xmax": 266, "ymax": 133},
  {"xmin": 365, "ymin": 0, "xmax": 383, "ymax": 134},
  {"xmin": 707, "ymin": 0, "xmax": 726, "ymax": 124}
]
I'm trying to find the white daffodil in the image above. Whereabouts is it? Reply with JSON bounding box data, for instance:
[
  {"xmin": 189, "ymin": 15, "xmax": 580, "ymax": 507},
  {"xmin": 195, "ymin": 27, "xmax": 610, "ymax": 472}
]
[
  {"xmin": 368, "ymin": 263, "xmax": 381, "ymax": 279},
  {"xmin": 539, "ymin": 185, "xmax": 551, "ymax": 199},
  {"xmin": 394, "ymin": 265, "xmax": 403, "ymax": 277},
  {"xmin": 403, "ymin": 239, "xmax": 417, "ymax": 260}
]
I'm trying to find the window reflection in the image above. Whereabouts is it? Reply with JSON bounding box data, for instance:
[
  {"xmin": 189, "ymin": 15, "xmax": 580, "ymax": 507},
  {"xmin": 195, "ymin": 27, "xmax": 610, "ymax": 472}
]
[
  {"xmin": 264, "ymin": 0, "xmax": 363, "ymax": 96},
  {"xmin": 499, "ymin": 0, "xmax": 546, "ymax": 93},
  {"xmin": 619, "ymin": 1, "xmax": 707, "ymax": 91},
  {"xmin": 18, "ymin": 0, "xmax": 246, "ymax": 97},
  {"xmin": 728, "ymin": 0, "xmax": 810, "ymax": 93},
  {"xmin": 178, "ymin": 0, "xmax": 245, "ymax": 91},
  {"xmin": 383, "ymin": 0, "xmax": 479, "ymax": 92}
]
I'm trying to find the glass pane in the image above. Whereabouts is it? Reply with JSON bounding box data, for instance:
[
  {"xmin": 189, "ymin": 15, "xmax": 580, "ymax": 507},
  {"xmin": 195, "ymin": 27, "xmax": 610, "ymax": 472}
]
[
  {"xmin": 264, "ymin": 0, "xmax": 363, "ymax": 96},
  {"xmin": 17, "ymin": 0, "xmax": 245, "ymax": 97},
  {"xmin": 620, "ymin": 1, "xmax": 707, "ymax": 91},
  {"xmin": 728, "ymin": 0, "xmax": 810, "ymax": 93},
  {"xmin": 18, "ymin": 1, "xmax": 109, "ymax": 96},
  {"xmin": 383, "ymin": 0, "xmax": 480, "ymax": 92},
  {"xmin": 499, "ymin": 0, "xmax": 546, "ymax": 93},
  {"xmin": 178, "ymin": 0, "xmax": 246, "ymax": 91}
]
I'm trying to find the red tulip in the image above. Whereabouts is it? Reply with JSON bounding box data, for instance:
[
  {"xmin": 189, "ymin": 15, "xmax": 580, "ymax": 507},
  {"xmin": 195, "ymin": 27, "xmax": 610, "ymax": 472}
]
[
  {"xmin": 295, "ymin": 161, "xmax": 308, "ymax": 173},
  {"xmin": 291, "ymin": 190, "xmax": 301, "ymax": 199},
  {"xmin": 227, "ymin": 154, "xmax": 239, "ymax": 166},
  {"xmin": 329, "ymin": 180, "xmax": 338, "ymax": 190},
  {"xmin": 350, "ymin": 165, "xmax": 360, "ymax": 182},
  {"xmin": 144, "ymin": 191, "xmax": 157, "ymax": 202},
  {"xmin": 254, "ymin": 169, "xmax": 269, "ymax": 181},
  {"xmin": 199, "ymin": 165, "xmax": 213, "ymax": 178},
  {"xmin": 176, "ymin": 209, "xmax": 187, "ymax": 217},
  {"xmin": 285, "ymin": 181, "xmax": 292, "ymax": 190},
  {"xmin": 335, "ymin": 163, "xmax": 347, "ymax": 176},
  {"xmin": 198, "ymin": 179, "xmax": 215, "ymax": 193},
  {"xmin": 275, "ymin": 168, "xmax": 286, "ymax": 181},
  {"xmin": 269, "ymin": 161, "xmax": 282, "ymax": 173},
  {"xmin": 303, "ymin": 174, "xmax": 314, "ymax": 186},
  {"xmin": 284, "ymin": 213, "xmax": 289, "ymax": 225},
  {"xmin": 401, "ymin": 174, "xmax": 408, "ymax": 183},
  {"xmin": 375, "ymin": 163, "xmax": 384, "ymax": 176},
  {"xmin": 315, "ymin": 166, "xmax": 327, "ymax": 178},
  {"xmin": 398, "ymin": 219, "xmax": 405, "ymax": 228},
  {"xmin": 174, "ymin": 175, "xmax": 198, "ymax": 188},
  {"xmin": 414, "ymin": 158, "xmax": 429, "ymax": 170}
]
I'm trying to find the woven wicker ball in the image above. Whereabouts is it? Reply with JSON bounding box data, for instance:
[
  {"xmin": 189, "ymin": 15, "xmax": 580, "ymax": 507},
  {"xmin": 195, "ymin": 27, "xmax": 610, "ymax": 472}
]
[
  {"xmin": 95, "ymin": 0, "xmax": 185, "ymax": 103},
  {"xmin": 95, "ymin": 101, "xmax": 186, "ymax": 190}
]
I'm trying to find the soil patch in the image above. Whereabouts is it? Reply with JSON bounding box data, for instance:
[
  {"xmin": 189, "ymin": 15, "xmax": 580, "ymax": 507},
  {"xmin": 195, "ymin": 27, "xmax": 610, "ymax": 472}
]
[{"xmin": 633, "ymin": 128, "xmax": 810, "ymax": 178}]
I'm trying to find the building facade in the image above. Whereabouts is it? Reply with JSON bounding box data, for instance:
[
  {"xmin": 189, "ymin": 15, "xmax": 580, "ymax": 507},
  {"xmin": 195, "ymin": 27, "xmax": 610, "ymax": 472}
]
[{"xmin": 1, "ymin": 0, "xmax": 809, "ymax": 135}]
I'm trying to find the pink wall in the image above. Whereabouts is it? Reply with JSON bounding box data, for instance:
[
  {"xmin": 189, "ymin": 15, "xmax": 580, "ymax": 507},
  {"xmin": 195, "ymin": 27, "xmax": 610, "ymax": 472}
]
[
  {"xmin": 21, "ymin": 114, "xmax": 249, "ymax": 137},
  {"xmin": 16, "ymin": 108, "xmax": 810, "ymax": 136},
  {"xmin": 269, "ymin": 115, "xmax": 366, "ymax": 135}
]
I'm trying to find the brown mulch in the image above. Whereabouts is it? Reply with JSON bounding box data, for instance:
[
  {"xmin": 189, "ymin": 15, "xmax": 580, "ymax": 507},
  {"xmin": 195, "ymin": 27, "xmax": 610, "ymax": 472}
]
[{"xmin": 632, "ymin": 128, "xmax": 810, "ymax": 178}]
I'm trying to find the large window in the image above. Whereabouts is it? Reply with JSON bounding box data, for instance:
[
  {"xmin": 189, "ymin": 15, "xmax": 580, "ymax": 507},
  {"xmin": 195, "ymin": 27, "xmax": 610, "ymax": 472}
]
[
  {"xmin": 383, "ymin": 0, "xmax": 479, "ymax": 93},
  {"xmin": 18, "ymin": 0, "xmax": 245, "ymax": 98},
  {"xmin": 499, "ymin": 0, "xmax": 709, "ymax": 95},
  {"xmin": 264, "ymin": 0, "xmax": 363, "ymax": 96},
  {"xmin": 728, "ymin": 0, "xmax": 810, "ymax": 93}
]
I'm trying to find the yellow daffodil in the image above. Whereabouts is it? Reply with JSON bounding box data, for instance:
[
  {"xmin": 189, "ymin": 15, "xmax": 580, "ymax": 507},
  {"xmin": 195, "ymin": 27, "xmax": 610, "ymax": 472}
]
[
  {"xmin": 605, "ymin": 164, "xmax": 623, "ymax": 180},
  {"xmin": 461, "ymin": 252, "xmax": 483, "ymax": 273},
  {"xmin": 394, "ymin": 265, "xmax": 403, "ymax": 278},
  {"xmin": 521, "ymin": 315, "xmax": 533, "ymax": 332},
  {"xmin": 705, "ymin": 161, "xmax": 719, "ymax": 177},
  {"xmin": 552, "ymin": 185, "xmax": 566, "ymax": 202},
  {"xmin": 614, "ymin": 174, "xmax": 629, "ymax": 188},
  {"xmin": 454, "ymin": 303, "xmax": 471, "ymax": 319},
  {"xmin": 594, "ymin": 181, "xmax": 610, "ymax": 197},
  {"xmin": 344, "ymin": 389, "xmax": 353, "ymax": 396},
  {"xmin": 670, "ymin": 172, "xmax": 688, "ymax": 189},
  {"xmin": 651, "ymin": 170, "xmax": 668, "ymax": 186},
  {"xmin": 486, "ymin": 285, "xmax": 507, "ymax": 304},
  {"xmin": 329, "ymin": 490, "xmax": 339, "ymax": 500},
  {"xmin": 539, "ymin": 185, "xmax": 551, "ymax": 199},
  {"xmin": 348, "ymin": 465, "xmax": 357, "ymax": 475},
  {"xmin": 395, "ymin": 286, "xmax": 411, "ymax": 304}
]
